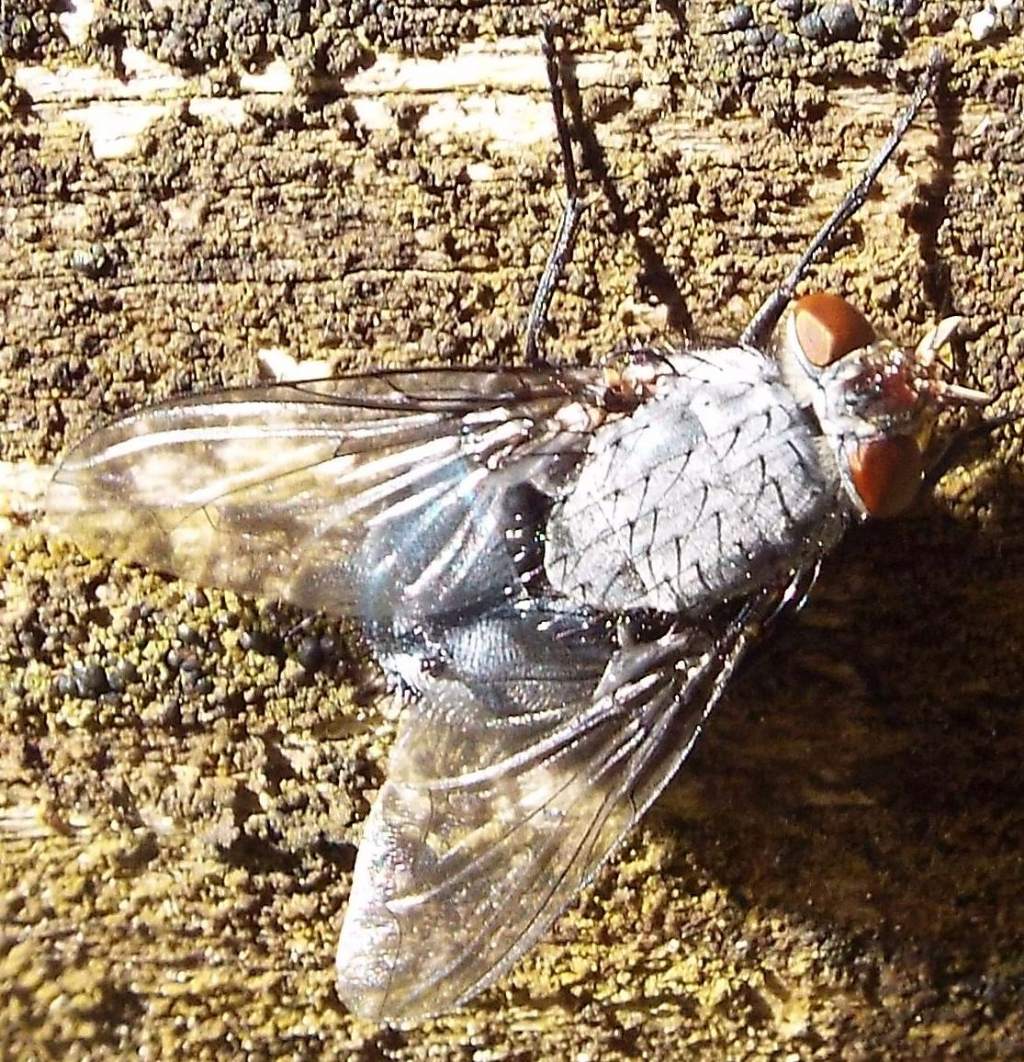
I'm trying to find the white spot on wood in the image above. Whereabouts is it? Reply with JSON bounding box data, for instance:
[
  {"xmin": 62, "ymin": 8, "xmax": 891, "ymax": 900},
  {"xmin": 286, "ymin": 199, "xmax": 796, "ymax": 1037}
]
[
  {"xmin": 633, "ymin": 85, "xmax": 670, "ymax": 114},
  {"xmin": 121, "ymin": 47, "xmax": 184, "ymax": 86},
  {"xmin": 0, "ymin": 460, "xmax": 52, "ymax": 526},
  {"xmin": 969, "ymin": 7, "xmax": 998, "ymax": 38},
  {"xmin": 966, "ymin": 0, "xmax": 1019, "ymax": 39},
  {"xmin": 257, "ymin": 348, "xmax": 332, "ymax": 383},
  {"xmin": 57, "ymin": 0, "xmax": 95, "ymax": 47},
  {"xmin": 351, "ymin": 97, "xmax": 393, "ymax": 132},
  {"xmin": 465, "ymin": 161, "xmax": 495, "ymax": 182},
  {"xmin": 420, "ymin": 94, "xmax": 554, "ymax": 149},
  {"xmin": 65, "ymin": 100, "xmax": 172, "ymax": 159},
  {"xmin": 239, "ymin": 59, "xmax": 295, "ymax": 95},
  {"xmin": 188, "ymin": 97, "xmax": 247, "ymax": 128}
]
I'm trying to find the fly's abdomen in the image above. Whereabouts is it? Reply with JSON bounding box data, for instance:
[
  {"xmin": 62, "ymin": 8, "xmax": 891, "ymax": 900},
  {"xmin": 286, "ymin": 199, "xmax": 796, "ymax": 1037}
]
[{"xmin": 544, "ymin": 347, "xmax": 846, "ymax": 614}]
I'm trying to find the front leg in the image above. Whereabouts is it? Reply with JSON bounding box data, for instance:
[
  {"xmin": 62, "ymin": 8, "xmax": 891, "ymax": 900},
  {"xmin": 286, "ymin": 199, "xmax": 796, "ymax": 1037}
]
[
  {"xmin": 523, "ymin": 24, "xmax": 588, "ymax": 364},
  {"xmin": 740, "ymin": 53, "xmax": 945, "ymax": 351}
]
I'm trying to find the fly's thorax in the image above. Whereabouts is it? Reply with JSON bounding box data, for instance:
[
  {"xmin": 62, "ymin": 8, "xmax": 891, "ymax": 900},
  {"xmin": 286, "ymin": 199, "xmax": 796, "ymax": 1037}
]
[
  {"xmin": 776, "ymin": 292, "xmax": 990, "ymax": 520},
  {"xmin": 543, "ymin": 345, "xmax": 845, "ymax": 615}
]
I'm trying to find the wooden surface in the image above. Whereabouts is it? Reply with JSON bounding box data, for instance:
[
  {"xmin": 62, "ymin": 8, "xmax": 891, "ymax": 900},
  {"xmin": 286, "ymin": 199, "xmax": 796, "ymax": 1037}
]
[{"xmin": 2, "ymin": 2, "xmax": 1023, "ymax": 1058}]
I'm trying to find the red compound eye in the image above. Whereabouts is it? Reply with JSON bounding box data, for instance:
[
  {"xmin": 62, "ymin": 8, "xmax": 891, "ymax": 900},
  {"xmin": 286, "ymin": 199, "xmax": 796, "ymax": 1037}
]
[
  {"xmin": 793, "ymin": 293, "xmax": 876, "ymax": 368},
  {"xmin": 849, "ymin": 435, "xmax": 923, "ymax": 518}
]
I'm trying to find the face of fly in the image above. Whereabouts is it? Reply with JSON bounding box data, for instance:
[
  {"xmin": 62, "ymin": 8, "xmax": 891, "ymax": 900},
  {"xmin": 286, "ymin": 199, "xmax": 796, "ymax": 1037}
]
[{"xmin": 773, "ymin": 292, "xmax": 992, "ymax": 520}]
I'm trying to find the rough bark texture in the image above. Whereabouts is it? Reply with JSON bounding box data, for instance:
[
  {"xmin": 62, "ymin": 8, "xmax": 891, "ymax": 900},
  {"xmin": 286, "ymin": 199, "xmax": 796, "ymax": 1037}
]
[{"xmin": 1, "ymin": 1, "xmax": 1023, "ymax": 1058}]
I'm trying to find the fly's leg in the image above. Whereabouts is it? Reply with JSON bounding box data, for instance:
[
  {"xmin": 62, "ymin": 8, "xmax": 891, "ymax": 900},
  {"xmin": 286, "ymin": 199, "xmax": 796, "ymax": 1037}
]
[
  {"xmin": 922, "ymin": 408, "xmax": 1024, "ymax": 492},
  {"xmin": 741, "ymin": 52, "xmax": 945, "ymax": 350},
  {"xmin": 523, "ymin": 24, "xmax": 587, "ymax": 364}
]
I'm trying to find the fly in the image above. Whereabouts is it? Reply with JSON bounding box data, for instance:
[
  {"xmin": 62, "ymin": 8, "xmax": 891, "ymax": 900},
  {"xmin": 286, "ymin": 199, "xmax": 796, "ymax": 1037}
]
[{"xmin": 45, "ymin": 29, "xmax": 1002, "ymax": 1022}]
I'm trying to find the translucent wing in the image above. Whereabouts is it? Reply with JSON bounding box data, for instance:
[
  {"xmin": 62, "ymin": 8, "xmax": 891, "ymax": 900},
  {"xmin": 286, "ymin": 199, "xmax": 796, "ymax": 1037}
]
[
  {"xmin": 46, "ymin": 368, "xmax": 604, "ymax": 622},
  {"xmin": 336, "ymin": 588, "xmax": 781, "ymax": 1021}
]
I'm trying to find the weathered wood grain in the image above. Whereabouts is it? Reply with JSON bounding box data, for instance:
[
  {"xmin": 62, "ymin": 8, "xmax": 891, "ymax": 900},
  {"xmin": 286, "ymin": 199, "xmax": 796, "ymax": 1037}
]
[{"xmin": 1, "ymin": 2, "xmax": 1023, "ymax": 1058}]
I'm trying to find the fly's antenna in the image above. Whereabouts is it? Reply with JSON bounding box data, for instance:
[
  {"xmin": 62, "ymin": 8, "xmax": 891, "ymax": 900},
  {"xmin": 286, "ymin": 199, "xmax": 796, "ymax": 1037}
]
[{"xmin": 741, "ymin": 50, "xmax": 946, "ymax": 351}]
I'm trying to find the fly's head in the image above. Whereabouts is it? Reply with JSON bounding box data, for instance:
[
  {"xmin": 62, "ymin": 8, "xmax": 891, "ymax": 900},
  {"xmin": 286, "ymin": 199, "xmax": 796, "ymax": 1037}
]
[{"xmin": 777, "ymin": 292, "xmax": 991, "ymax": 519}]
